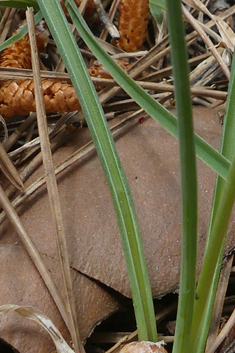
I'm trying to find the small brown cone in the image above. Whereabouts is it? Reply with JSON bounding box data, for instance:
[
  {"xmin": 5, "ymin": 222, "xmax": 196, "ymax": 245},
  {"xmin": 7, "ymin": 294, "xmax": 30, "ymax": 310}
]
[
  {"xmin": 0, "ymin": 21, "xmax": 49, "ymax": 69},
  {"xmin": 0, "ymin": 79, "xmax": 81, "ymax": 118},
  {"xmin": 112, "ymin": 0, "xmax": 150, "ymax": 52}
]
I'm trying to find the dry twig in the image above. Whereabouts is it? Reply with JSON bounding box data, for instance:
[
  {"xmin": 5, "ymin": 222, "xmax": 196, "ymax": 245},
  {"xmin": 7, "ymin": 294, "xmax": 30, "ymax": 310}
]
[{"xmin": 26, "ymin": 8, "xmax": 84, "ymax": 353}]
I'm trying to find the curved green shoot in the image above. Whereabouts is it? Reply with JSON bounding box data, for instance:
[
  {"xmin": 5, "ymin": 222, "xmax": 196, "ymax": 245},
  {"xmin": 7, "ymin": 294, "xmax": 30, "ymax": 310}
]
[
  {"xmin": 63, "ymin": 0, "xmax": 229, "ymax": 180},
  {"xmin": 37, "ymin": 0, "xmax": 157, "ymax": 342},
  {"xmin": 165, "ymin": 1, "xmax": 197, "ymax": 353},
  {"xmin": 190, "ymin": 148, "xmax": 235, "ymax": 352},
  {"xmin": 189, "ymin": 41, "xmax": 235, "ymax": 353}
]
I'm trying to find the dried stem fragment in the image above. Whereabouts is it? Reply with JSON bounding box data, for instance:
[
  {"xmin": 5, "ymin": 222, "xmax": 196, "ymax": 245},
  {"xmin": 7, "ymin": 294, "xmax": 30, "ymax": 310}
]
[{"xmin": 113, "ymin": 0, "xmax": 150, "ymax": 51}]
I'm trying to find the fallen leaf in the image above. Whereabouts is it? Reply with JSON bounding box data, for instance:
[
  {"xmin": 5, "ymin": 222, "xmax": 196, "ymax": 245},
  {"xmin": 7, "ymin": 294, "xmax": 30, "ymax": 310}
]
[
  {"xmin": 0, "ymin": 107, "xmax": 234, "ymax": 352},
  {"xmin": 0, "ymin": 244, "xmax": 123, "ymax": 353}
]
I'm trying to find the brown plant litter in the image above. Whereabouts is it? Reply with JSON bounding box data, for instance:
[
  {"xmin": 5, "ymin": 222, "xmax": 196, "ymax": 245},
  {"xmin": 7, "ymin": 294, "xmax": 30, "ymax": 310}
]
[{"xmin": 0, "ymin": 1, "xmax": 235, "ymax": 353}]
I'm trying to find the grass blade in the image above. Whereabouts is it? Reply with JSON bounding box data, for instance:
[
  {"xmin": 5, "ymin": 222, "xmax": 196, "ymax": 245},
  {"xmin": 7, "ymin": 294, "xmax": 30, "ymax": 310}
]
[
  {"xmin": 149, "ymin": 0, "xmax": 166, "ymax": 23},
  {"xmin": 165, "ymin": 1, "xmax": 197, "ymax": 353},
  {"xmin": 65, "ymin": 0, "xmax": 229, "ymax": 180},
  {"xmin": 37, "ymin": 0, "xmax": 157, "ymax": 342},
  {"xmin": 190, "ymin": 38, "xmax": 235, "ymax": 353},
  {"xmin": 190, "ymin": 149, "xmax": 235, "ymax": 353},
  {"xmin": 0, "ymin": 2, "xmax": 230, "ymax": 179},
  {"xmin": 0, "ymin": 0, "xmax": 39, "ymax": 10}
]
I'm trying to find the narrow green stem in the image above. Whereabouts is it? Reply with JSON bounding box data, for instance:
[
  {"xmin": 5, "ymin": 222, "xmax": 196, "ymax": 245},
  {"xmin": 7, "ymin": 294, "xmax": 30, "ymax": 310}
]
[
  {"xmin": 43, "ymin": 0, "xmax": 230, "ymax": 180},
  {"xmin": 190, "ymin": 44, "xmax": 235, "ymax": 353},
  {"xmin": 190, "ymin": 152, "xmax": 235, "ymax": 351},
  {"xmin": 190, "ymin": 247, "xmax": 224, "ymax": 353},
  {"xmin": 166, "ymin": 2, "xmax": 198, "ymax": 353},
  {"xmin": 37, "ymin": 0, "xmax": 157, "ymax": 342}
]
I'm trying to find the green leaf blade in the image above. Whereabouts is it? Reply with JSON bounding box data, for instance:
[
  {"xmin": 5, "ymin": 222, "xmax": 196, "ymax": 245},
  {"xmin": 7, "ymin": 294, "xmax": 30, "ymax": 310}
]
[
  {"xmin": 0, "ymin": 0, "xmax": 39, "ymax": 10},
  {"xmin": 190, "ymin": 36, "xmax": 235, "ymax": 353},
  {"xmin": 165, "ymin": 1, "xmax": 197, "ymax": 352},
  {"xmin": 37, "ymin": 0, "xmax": 157, "ymax": 342},
  {"xmin": 61, "ymin": 0, "xmax": 229, "ymax": 180}
]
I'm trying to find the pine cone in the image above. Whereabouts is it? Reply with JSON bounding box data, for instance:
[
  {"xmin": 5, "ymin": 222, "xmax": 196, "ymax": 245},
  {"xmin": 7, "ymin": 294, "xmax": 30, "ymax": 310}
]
[
  {"xmin": 0, "ymin": 11, "xmax": 129, "ymax": 118},
  {"xmin": 0, "ymin": 21, "xmax": 49, "ymax": 69},
  {"xmin": 112, "ymin": 0, "xmax": 150, "ymax": 52},
  {"xmin": 0, "ymin": 20, "xmax": 82, "ymax": 118},
  {"xmin": 88, "ymin": 59, "xmax": 130, "ymax": 79},
  {"xmin": 0, "ymin": 79, "xmax": 80, "ymax": 118}
]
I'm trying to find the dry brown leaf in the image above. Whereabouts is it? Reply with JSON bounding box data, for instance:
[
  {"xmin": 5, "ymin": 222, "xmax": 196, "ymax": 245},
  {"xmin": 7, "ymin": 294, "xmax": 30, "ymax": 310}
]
[
  {"xmin": 0, "ymin": 107, "xmax": 234, "ymax": 352},
  {"xmin": 0, "ymin": 244, "xmax": 122, "ymax": 353}
]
